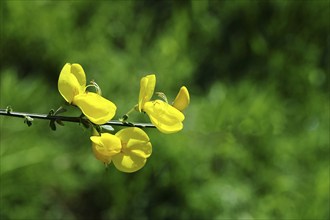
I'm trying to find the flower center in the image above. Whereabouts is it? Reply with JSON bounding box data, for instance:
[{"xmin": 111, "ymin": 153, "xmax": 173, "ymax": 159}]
[{"xmin": 120, "ymin": 141, "xmax": 130, "ymax": 154}]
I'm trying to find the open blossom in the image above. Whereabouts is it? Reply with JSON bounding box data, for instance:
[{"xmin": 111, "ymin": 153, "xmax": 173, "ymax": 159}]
[
  {"xmin": 90, "ymin": 127, "xmax": 152, "ymax": 173},
  {"xmin": 58, "ymin": 63, "xmax": 116, "ymax": 124},
  {"xmin": 138, "ymin": 74, "xmax": 190, "ymax": 134},
  {"xmin": 90, "ymin": 132, "xmax": 121, "ymax": 164}
]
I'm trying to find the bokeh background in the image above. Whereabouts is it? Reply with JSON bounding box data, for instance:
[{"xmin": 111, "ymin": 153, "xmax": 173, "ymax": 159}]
[{"xmin": 0, "ymin": 1, "xmax": 329, "ymax": 219}]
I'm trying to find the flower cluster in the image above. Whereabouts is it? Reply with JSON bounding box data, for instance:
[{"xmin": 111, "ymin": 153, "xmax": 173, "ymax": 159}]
[{"xmin": 58, "ymin": 63, "xmax": 190, "ymax": 172}]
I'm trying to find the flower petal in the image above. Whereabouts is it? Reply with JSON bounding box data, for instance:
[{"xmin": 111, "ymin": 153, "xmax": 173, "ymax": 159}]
[
  {"xmin": 112, "ymin": 153, "xmax": 147, "ymax": 173},
  {"xmin": 91, "ymin": 142, "xmax": 112, "ymax": 164},
  {"xmin": 111, "ymin": 127, "xmax": 152, "ymax": 173},
  {"xmin": 172, "ymin": 86, "xmax": 190, "ymax": 111},
  {"xmin": 144, "ymin": 100, "xmax": 184, "ymax": 134},
  {"xmin": 90, "ymin": 133, "xmax": 122, "ymax": 164},
  {"xmin": 116, "ymin": 127, "xmax": 152, "ymax": 158},
  {"xmin": 58, "ymin": 63, "xmax": 86, "ymax": 103},
  {"xmin": 73, "ymin": 92, "xmax": 117, "ymax": 124},
  {"xmin": 138, "ymin": 74, "xmax": 156, "ymax": 112},
  {"xmin": 70, "ymin": 63, "xmax": 86, "ymax": 91}
]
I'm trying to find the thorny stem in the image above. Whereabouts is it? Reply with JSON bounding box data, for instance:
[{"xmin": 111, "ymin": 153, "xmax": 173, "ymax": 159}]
[{"xmin": 0, "ymin": 109, "xmax": 156, "ymax": 128}]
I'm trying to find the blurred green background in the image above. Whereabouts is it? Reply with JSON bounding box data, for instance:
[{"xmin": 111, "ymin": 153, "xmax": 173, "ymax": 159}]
[{"xmin": 0, "ymin": 0, "xmax": 329, "ymax": 219}]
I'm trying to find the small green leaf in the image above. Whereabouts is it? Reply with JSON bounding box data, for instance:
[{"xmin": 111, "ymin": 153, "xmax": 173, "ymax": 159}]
[
  {"xmin": 24, "ymin": 115, "xmax": 33, "ymax": 127},
  {"xmin": 48, "ymin": 109, "xmax": 55, "ymax": 116},
  {"xmin": 100, "ymin": 125, "xmax": 114, "ymax": 132},
  {"xmin": 119, "ymin": 114, "xmax": 129, "ymax": 122},
  {"xmin": 55, "ymin": 120, "xmax": 65, "ymax": 126},
  {"xmin": 6, "ymin": 106, "xmax": 12, "ymax": 114},
  {"xmin": 49, "ymin": 120, "xmax": 56, "ymax": 131}
]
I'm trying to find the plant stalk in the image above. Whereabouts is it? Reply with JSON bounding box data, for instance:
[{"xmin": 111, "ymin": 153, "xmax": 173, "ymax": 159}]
[{"xmin": 0, "ymin": 109, "xmax": 155, "ymax": 128}]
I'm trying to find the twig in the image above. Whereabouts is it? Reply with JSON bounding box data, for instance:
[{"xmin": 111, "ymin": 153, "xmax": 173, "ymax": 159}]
[{"xmin": 0, "ymin": 109, "xmax": 156, "ymax": 128}]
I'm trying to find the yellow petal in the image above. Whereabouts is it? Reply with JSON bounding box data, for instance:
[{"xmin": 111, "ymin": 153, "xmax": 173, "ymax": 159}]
[
  {"xmin": 172, "ymin": 86, "xmax": 190, "ymax": 111},
  {"xmin": 91, "ymin": 142, "xmax": 112, "ymax": 164},
  {"xmin": 112, "ymin": 127, "xmax": 152, "ymax": 173},
  {"xmin": 90, "ymin": 133, "xmax": 122, "ymax": 164},
  {"xmin": 144, "ymin": 100, "xmax": 184, "ymax": 134},
  {"xmin": 112, "ymin": 153, "xmax": 147, "ymax": 173},
  {"xmin": 138, "ymin": 74, "xmax": 156, "ymax": 112},
  {"xmin": 58, "ymin": 63, "xmax": 86, "ymax": 103},
  {"xmin": 116, "ymin": 127, "xmax": 152, "ymax": 158},
  {"xmin": 73, "ymin": 92, "xmax": 117, "ymax": 124},
  {"xmin": 70, "ymin": 63, "xmax": 86, "ymax": 91}
]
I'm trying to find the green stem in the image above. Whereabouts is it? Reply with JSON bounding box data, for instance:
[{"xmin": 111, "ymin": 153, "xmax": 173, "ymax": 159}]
[
  {"xmin": 0, "ymin": 109, "xmax": 155, "ymax": 128},
  {"xmin": 126, "ymin": 105, "xmax": 138, "ymax": 116},
  {"xmin": 120, "ymin": 104, "xmax": 138, "ymax": 121}
]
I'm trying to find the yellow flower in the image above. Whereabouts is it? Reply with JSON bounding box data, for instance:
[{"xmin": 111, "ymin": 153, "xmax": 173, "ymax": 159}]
[
  {"xmin": 138, "ymin": 74, "xmax": 189, "ymax": 134},
  {"xmin": 143, "ymin": 100, "xmax": 184, "ymax": 134},
  {"xmin": 58, "ymin": 63, "xmax": 117, "ymax": 124},
  {"xmin": 90, "ymin": 127, "xmax": 152, "ymax": 173},
  {"xmin": 90, "ymin": 133, "xmax": 121, "ymax": 164}
]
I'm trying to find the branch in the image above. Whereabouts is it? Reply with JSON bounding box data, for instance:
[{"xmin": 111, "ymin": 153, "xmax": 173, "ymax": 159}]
[{"xmin": 0, "ymin": 109, "xmax": 156, "ymax": 128}]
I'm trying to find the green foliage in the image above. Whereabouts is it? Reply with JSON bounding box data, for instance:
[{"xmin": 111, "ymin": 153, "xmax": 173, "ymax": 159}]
[{"xmin": 1, "ymin": 0, "xmax": 329, "ymax": 220}]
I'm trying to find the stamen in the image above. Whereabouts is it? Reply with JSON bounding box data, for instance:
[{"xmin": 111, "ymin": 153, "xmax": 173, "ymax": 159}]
[
  {"xmin": 156, "ymin": 92, "xmax": 168, "ymax": 103},
  {"xmin": 85, "ymin": 80, "xmax": 102, "ymax": 95}
]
